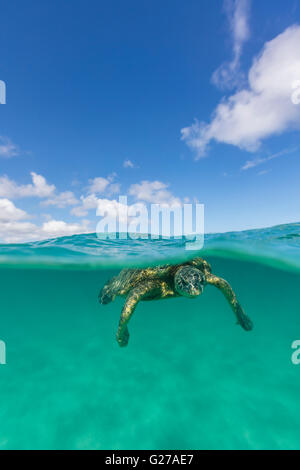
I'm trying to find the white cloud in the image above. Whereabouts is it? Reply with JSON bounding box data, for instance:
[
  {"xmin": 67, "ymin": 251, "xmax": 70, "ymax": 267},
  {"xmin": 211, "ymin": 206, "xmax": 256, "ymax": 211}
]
[
  {"xmin": 241, "ymin": 147, "xmax": 297, "ymax": 170},
  {"xmin": 0, "ymin": 174, "xmax": 186, "ymax": 242},
  {"xmin": 71, "ymin": 194, "xmax": 98, "ymax": 217},
  {"xmin": 96, "ymin": 198, "xmax": 132, "ymax": 224},
  {"xmin": 0, "ymin": 137, "xmax": 19, "ymax": 158},
  {"xmin": 0, "ymin": 198, "xmax": 29, "ymax": 221},
  {"xmin": 0, "ymin": 196, "xmax": 91, "ymax": 243},
  {"xmin": 0, "ymin": 221, "xmax": 40, "ymax": 243},
  {"xmin": 0, "ymin": 217, "xmax": 90, "ymax": 243},
  {"xmin": 129, "ymin": 180, "xmax": 181, "ymax": 206},
  {"xmin": 71, "ymin": 176, "xmax": 121, "ymax": 216},
  {"xmin": 40, "ymin": 219, "xmax": 90, "ymax": 238},
  {"xmin": 87, "ymin": 176, "xmax": 120, "ymax": 196},
  {"xmin": 88, "ymin": 177, "xmax": 110, "ymax": 194},
  {"xmin": 0, "ymin": 172, "xmax": 55, "ymax": 198},
  {"xmin": 182, "ymin": 25, "xmax": 300, "ymax": 158},
  {"xmin": 71, "ymin": 194, "xmax": 144, "ymax": 222},
  {"xmin": 212, "ymin": 0, "xmax": 251, "ymax": 89},
  {"xmin": 41, "ymin": 191, "xmax": 78, "ymax": 208},
  {"xmin": 71, "ymin": 194, "xmax": 146, "ymax": 232},
  {"xmin": 123, "ymin": 159, "xmax": 135, "ymax": 168},
  {"xmin": 0, "ymin": 172, "xmax": 78, "ymax": 208},
  {"xmin": 257, "ymin": 169, "xmax": 270, "ymax": 176},
  {"xmin": 107, "ymin": 182, "xmax": 121, "ymax": 194}
]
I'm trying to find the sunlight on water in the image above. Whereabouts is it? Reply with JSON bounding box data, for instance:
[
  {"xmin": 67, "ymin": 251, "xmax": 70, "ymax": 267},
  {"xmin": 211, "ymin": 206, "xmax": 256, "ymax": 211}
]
[{"xmin": 0, "ymin": 222, "xmax": 300, "ymax": 449}]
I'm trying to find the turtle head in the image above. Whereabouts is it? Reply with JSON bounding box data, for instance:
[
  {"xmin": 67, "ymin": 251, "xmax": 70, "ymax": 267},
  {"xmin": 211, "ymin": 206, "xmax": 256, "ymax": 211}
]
[{"xmin": 174, "ymin": 266, "xmax": 205, "ymax": 298}]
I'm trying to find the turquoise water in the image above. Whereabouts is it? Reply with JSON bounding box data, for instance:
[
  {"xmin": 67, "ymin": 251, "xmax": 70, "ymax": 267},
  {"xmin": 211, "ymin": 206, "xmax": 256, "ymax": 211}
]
[{"xmin": 1, "ymin": 222, "xmax": 300, "ymax": 449}]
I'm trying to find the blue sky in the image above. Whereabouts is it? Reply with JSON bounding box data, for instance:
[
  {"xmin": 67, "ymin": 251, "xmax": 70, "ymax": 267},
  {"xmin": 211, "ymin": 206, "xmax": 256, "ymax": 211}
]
[{"xmin": 0, "ymin": 0, "xmax": 300, "ymax": 242}]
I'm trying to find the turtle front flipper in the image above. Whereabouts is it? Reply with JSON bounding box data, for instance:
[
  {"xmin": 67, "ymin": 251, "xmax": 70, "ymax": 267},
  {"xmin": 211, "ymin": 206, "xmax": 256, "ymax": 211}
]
[
  {"xmin": 116, "ymin": 279, "xmax": 162, "ymax": 347},
  {"xmin": 205, "ymin": 273, "xmax": 253, "ymax": 331}
]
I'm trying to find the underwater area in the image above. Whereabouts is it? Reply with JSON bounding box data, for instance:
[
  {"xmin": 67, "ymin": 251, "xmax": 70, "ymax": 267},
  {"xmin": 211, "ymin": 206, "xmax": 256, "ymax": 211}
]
[{"xmin": 0, "ymin": 222, "xmax": 300, "ymax": 450}]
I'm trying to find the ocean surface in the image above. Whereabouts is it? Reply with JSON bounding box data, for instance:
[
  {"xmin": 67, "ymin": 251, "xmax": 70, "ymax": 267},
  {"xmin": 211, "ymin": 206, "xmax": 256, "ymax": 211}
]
[{"xmin": 1, "ymin": 222, "xmax": 300, "ymax": 450}]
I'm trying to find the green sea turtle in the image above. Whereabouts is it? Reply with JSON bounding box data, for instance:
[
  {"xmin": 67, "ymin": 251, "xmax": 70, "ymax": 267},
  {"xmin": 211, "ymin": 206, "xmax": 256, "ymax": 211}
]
[{"xmin": 99, "ymin": 257, "xmax": 253, "ymax": 347}]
